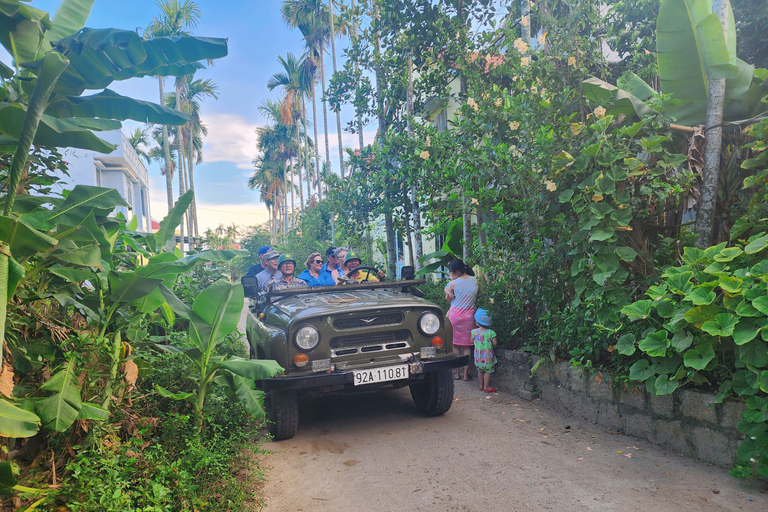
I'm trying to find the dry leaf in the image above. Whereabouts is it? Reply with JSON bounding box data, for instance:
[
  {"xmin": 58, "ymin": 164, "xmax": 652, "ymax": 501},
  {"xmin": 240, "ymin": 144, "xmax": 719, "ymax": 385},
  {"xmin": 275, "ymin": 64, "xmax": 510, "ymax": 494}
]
[
  {"xmin": 122, "ymin": 360, "xmax": 139, "ymax": 386},
  {"xmin": 626, "ymin": 445, "xmax": 638, "ymax": 450},
  {"xmin": 577, "ymin": 457, "xmax": 584, "ymax": 461},
  {"xmin": 623, "ymin": 453, "xmax": 633, "ymax": 458},
  {"xmin": 542, "ymin": 435, "xmax": 549, "ymax": 439},
  {"xmin": 586, "ymin": 447, "xmax": 592, "ymax": 451},
  {"xmin": 0, "ymin": 363, "xmax": 14, "ymax": 398}
]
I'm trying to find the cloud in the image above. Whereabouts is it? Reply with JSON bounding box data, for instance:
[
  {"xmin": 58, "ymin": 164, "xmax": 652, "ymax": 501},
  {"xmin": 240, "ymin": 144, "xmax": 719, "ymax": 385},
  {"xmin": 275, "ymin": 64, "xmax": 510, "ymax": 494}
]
[{"xmin": 200, "ymin": 113, "xmax": 260, "ymax": 169}]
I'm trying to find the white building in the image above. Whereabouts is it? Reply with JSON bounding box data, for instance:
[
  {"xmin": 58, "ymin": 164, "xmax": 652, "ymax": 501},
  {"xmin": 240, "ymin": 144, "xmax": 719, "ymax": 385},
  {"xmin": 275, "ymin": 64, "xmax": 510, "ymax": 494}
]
[{"xmin": 61, "ymin": 130, "xmax": 153, "ymax": 232}]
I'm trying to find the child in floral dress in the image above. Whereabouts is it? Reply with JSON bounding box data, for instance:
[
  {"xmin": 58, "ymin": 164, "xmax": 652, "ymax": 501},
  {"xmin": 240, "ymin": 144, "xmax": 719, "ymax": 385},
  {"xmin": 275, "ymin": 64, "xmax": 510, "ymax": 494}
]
[{"xmin": 472, "ymin": 309, "xmax": 498, "ymax": 393}]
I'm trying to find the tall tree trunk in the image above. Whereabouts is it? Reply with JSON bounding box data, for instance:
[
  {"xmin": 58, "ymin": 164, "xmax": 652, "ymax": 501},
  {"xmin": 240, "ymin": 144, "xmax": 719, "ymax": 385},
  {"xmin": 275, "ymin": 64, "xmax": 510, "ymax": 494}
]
[
  {"xmin": 175, "ymin": 81, "xmax": 185, "ymax": 252},
  {"xmin": 187, "ymin": 125, "xmax": 199, "ymax": 246},
  {"xmin": 302, "ymin": 98, "xmax": 310, "ymax": 207},
  {"xmin": 328, "ymin": 0, "xmax": 345, "ymax": 179},
  {"xmin": 283, "ymin": 163, "xmax": 289, "ymax": 236},
  {"xmin": 289, "ymin": 157, "xmax": 295, "ymax": 225},
  {"xmin": 695, "ymin": 0, "xmax": 729, "ymax": 248},
  {"xmin": 296, "ymin": 119, "xmax": 304, "ymax": 211},
  {"xmin": 407, "ymin": 51, "xmax": 423, "ymax": 268},
  {"xmin": 319, "ymin": 41, "xmax": 331, "ymax": 175},
  {"xmin": 457, "ymin": 0, "xmax": 472, "ymax": 262},
  {"xmin": 403, "ymin": 189, "xmax": 415, "ymax": 268},
  {"xmin": 521, "ymin": 0, "xmax": 532, "ymax": 45},
  {"xmin": 159, "ymin": 78, "xmax": 174, "ymax": 211},
  {"xmin": 351, "ymin": 0, "xmax": 364, "ymax": 154},
  {"xmin": 311, "ymin": 84, "xmax": 322, "ymax": 200}
]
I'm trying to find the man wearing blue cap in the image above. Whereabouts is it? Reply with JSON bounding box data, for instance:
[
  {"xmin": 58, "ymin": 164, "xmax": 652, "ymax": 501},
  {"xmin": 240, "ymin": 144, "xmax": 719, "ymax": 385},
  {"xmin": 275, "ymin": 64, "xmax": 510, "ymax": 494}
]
[{"xmin": 246, "ymin": 246, "xmax": 271, "ymax": 276}]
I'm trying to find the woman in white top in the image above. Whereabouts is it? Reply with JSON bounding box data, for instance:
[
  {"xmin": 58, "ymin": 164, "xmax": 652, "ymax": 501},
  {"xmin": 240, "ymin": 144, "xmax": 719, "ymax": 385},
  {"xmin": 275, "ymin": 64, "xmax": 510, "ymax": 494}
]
[{"xmin": 444, "ymin": 259, "xmax": 478, "ymax": 381}]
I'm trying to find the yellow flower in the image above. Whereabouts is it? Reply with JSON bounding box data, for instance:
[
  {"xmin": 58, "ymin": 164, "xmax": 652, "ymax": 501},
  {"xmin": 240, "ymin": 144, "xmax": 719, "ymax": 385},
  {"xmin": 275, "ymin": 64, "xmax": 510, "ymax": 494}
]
[
  {"xmin": 568, "ymin": 56, "xmax": 576, "ymax": 66},
  {"xmin": 426, "ymin": 136, "xmax": 431, "ymax": 146},
  {"xmin": 545, "ymin": 180, "xmax": 557, "ymax": 192},
  {"xmin": 538, "ymin": 31, "xmax": 547, "ymax": 46},
  {"xmin": 521, "ymin": 57, "xmax": 530, "ymax": 66},
  {"xmin": 512, "ymin": 75, "xmax": 519, "ymax": 82},
  {"xmin": 481, "ymin": 93, "xmax": 489, "ymax": 100},
  {"xmin": 594, "ymin": 106, "xmax": 607, "ymax": 118},
  {"xmin": 466, "ymin": 97, "xmax": 479, "ymax": 111},
  {"xmin": 494, "ymin": 98, "xmax": 502, "ymax": 107},
  {"xmin": 540, "ymin": 88, "xmax": 547, "ymax": 96},
  {"xmin": 419, "ymin": 150, "xmax": 430, "ymax": 160},
  {"xmin": 521, "ymin": 15, "xmax": 530, "ymax": 28},
  {"xmin": 513, "ymin": 38, "xmax": 529, "ymax": 54},
  {"xmin": 592, "ymin": 193, "xmax": 604, "ymax": 202},
  {"xmin": 531, "ymin": 85, "xmax": 538, "ymax": 94},
  {"xmin": 509, "ymin": 121, "xmax": 520, "ymax": 131}
]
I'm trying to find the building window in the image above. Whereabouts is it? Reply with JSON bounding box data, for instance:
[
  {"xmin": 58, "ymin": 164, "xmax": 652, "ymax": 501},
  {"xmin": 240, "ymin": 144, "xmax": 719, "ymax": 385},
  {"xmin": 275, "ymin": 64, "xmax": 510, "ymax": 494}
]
[{"xmin": 435, "ymin": 109, "xmax": 448, "ymax": 132}]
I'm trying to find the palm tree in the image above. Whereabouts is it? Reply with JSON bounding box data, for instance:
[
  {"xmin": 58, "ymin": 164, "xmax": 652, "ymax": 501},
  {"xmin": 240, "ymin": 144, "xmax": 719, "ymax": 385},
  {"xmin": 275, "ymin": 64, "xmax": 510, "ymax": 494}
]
[
  {"xmin": 128, "ymin": 127, "xmax": 152, "ymax": 166},
  {"xmin": 146, "ymin": 0, "xmax": 202, "ymax": 250},
  {"xmin": 268, "ymin": 53, "xmax": 309, "ymax": 211},
  {"xmin": 281, "ymin": 0, "xmax": 332, "ymax": 187},
  {"xmin": 327, "ymin": 0, "xmax": 345, "ymax": 179}
]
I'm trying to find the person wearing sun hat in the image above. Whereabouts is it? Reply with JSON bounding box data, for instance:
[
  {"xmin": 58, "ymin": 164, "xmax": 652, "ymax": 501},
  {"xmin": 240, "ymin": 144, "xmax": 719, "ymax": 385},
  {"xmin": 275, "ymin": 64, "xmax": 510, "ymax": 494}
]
[
  {"xmin": 471, "ymin": 308, "xmax": 498, "ymax": 393},
  {"xmin": 270, "ymin": 254, "xmax": 308, "ymax": 291},
  {"xmin": 343, "ymin": 251, "xmax": 385, "ymax": 282}
]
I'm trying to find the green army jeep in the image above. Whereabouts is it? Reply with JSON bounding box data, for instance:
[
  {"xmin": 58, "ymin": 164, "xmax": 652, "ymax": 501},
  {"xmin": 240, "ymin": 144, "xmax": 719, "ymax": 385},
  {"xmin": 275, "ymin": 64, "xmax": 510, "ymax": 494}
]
[{"xmin": 242, "ymin": 269, "xmax": 468, "ymax": 440}]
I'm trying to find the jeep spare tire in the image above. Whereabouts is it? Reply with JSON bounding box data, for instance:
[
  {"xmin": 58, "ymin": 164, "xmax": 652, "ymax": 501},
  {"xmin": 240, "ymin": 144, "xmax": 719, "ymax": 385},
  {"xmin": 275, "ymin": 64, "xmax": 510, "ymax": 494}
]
[
  {"xmin": 409, "ymin": 369, "xmax": 454, "ymax": 416},
  {"xmin": 266, "ymin": 389, "xmax": 299, "ymax": 440}
]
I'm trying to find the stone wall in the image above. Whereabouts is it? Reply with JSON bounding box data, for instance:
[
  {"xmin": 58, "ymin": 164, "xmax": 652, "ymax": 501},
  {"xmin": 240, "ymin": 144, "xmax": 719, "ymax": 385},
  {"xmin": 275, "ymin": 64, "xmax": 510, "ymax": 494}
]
[{"xmin": 491, "ymin": 350, "xmax": 745, "ymax": 467}]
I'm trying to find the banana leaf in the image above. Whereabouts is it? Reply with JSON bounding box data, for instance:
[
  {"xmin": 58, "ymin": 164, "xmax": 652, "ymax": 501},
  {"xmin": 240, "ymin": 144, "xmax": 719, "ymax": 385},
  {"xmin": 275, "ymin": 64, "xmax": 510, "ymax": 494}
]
[
  {"xmin": 38, "ymin": 0, "xmax": 96, "ymax": 61},
  {"xmin": 657, "ymin": 0, "xmax": 739, "ymax": 126},
  {"xmin": 20, "ymin": 185, "xmax": 129, "ymax": 230},
  {"xmin": 153, "ymin": 190, "xmax": 193, "ymax": 249},
  {"xmin": 0, "ymin": 215, "xmax": 57, "ymax": 258},
  {"xmin": 26, "ymin": 29, "xmax": 228, "ymax": 96},
  {"xmin": 191, "ymin": 280, "xmax": 244, "ymax": 352},
  {"xmin": 107, "ymin": 271, "xmax": 163, "ymax": 303},
  {"xmin": 36, "ymin": 364, "xmax": 82, "ymax": 432},
  {"xmin": 217, "ymin": 357, "xmax": 285, "ymax": 380},
  {"xmin": 45, "ymin": 89, "xmax": 190, "ymax": 125},
  {"xmin": 0, "ymin": 0, "xmax": 52, "ymax": 66},
  {"xmin": 582, "ymin": 76, "xmax": 657, "ymax": 120},
  {"xmin": 0, "ymin": 398, "xmax": 40, "ymax": 438}
]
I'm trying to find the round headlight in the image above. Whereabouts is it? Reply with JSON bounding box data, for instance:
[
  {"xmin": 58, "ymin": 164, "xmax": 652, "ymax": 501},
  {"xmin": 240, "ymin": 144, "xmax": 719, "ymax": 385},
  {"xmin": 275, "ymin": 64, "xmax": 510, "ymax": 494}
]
[
  {"xmin": 295, "ymin": 325, "xmax": 320, "ymax": 350},
  {"xmin": 419, "ymin": 312, "xmax": 441, "ymax": 336}
]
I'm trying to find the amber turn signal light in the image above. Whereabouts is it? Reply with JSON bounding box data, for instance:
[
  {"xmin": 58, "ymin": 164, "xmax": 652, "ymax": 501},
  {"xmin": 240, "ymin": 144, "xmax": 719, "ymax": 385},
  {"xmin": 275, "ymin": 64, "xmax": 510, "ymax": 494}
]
[
  {"xmin": 293, "ymin": 353, "xmax": 309, "ymax": 367},
  {"xmin": 431, "ymin": 336, "xmax": 444, "ymax": 348}
]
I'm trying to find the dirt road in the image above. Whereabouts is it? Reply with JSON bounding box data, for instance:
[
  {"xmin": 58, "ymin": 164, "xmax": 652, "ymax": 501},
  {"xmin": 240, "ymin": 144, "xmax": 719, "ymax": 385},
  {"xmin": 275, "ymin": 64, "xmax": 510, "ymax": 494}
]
[{"xmin": 260, "ymin": 379, "xmax": 767, "ymax": 511}]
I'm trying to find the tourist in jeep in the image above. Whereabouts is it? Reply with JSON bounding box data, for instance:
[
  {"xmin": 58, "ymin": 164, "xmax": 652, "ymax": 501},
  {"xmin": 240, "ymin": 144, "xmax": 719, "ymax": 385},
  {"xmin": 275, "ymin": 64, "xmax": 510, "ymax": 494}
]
[
  {"xmin": 256, "ymin": 249, "xmax": 282, "ymax": 292},
  {"xmin": 270, "ymin": 254, "xmax": 308, "ymax": 291},
  {"xmin": 298, "ymin": 252, "xmax": 336, "ymax": 287},
  {"xmin": 343, "ymin": 252, "xmax": 385, "ymax": 282}
]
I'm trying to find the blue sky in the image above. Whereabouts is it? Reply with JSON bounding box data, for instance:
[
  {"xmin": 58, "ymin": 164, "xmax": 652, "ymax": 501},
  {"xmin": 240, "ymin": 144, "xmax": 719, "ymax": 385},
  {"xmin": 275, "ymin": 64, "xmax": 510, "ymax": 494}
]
[{"xmin": 19, "ymin": 0, "xmax": 362, "ymax": 230}]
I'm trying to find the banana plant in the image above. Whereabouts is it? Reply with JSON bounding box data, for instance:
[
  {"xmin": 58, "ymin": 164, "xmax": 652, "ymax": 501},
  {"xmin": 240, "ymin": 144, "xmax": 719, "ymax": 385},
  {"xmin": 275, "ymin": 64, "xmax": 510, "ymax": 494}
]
[
  {"xmin": 157, "ymin": 281, "xmax": 283, "ymax": 431},
  {"xmin": 583, "ymin": 0, "xmax": 768, "ymax": 126},
  {"xmin": 416, "ymin": 218, "xmax": 463, "ymax": 276}
]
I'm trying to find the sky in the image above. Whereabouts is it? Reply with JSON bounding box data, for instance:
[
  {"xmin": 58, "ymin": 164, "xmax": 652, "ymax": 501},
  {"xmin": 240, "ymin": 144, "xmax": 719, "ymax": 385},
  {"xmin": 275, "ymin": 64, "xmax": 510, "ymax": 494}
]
[{"xmin": 13, "ymin": 0, "xmax": 363, "ymax": 232}]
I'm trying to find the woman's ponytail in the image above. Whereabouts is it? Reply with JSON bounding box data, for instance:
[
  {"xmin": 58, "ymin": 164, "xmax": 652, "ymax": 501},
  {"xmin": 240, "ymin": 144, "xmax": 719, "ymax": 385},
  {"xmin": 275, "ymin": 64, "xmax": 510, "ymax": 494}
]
[{"xmin": 447, "ymin": 258, "xmax": 474, "ymax": 276}]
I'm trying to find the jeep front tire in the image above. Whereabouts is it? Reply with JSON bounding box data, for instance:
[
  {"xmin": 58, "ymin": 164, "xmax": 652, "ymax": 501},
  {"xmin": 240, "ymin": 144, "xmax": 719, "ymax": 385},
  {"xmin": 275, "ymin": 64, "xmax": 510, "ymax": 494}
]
[
  {"xmin": 409, "ymin": 369, "xmax": 454, "ymax": 416},
  {"xmin": 266, "ymin": 389, "xmax": 299, "ymax": 440}
]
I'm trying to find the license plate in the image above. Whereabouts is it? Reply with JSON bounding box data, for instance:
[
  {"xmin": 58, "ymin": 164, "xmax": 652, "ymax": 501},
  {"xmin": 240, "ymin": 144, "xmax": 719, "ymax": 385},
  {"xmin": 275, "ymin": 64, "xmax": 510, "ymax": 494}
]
[{"xmin": 352, "ymin": 364, "xmax": 410, "ymax": 386}]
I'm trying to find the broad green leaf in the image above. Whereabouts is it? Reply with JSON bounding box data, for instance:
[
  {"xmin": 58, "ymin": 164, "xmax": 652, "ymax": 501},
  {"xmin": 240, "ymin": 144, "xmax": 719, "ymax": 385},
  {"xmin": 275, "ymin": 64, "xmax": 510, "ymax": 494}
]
[
  {"xmin": 0, "ymin": 215, "xmax": 57, "ymax": 258},
  {"xmin": 639, "ymin": 330, "xmax": 670, "ymax": 357},
  {"xmin": 667, "ymin": 271, "xmax": 693, "ymax": 295},
  {"xmin": 655, "ymin": 300, "xmax": 677, "ymax": 318},
  {"xmin": 700, "ymin": 313, "xmax": 738, "ymax": 336},
  {"xmin": 38, "ymin": 0, "xmax": 96, "ymax": 59},
  {"xmin": 0, "ymin": 399, "xmax": 40, "ymax": 438},
  {"xmin": 621, "ymin": 300, "xmax": 653, "ymax": 321},
  {"xmin": 714, "ymin": 247, "xmax": 743, "ymax": 262},
  {"xmin": 154, "ymin": 190, "xmax": 193, "ymax": 249},
  {"xmin": 683, "ymin": 343, "xmax": 716, "ymax": 370},
  {"xmin": 703, "ymin": 261, "xmax": 728, "ymax": 276},
  {"xmin": 733, "ymin": 318, "xmax": 768, "ymax": 345},
  {"xmin": 759, "ymin": 371, "xmax": 768, "ymax": 393},
  {"xmin": 646, "ymin": 284, "xmax": 668, "ymax": 300},
  {"xmin": 682, "ymin": 246, "xmax": 707, "ymax": 264},
  {"xmin": 51, "ymin": 293, "xmax": 97, "ymax": 321},
  {"xmin": 684, "ymin": 288, "xmax": 716, "ymax": 306},
  {"xmin": 36, "ymin": 364, "xmax": 82, "ymax": 432},
  {"xmin": 46, "ymin": 89, "xmax": 189, "ymax": 125},
  {"xmin": 671, "ymin": 330, "xmax": 693, "ymax": 352},
  {"xmin": 616, "ymin": 247, "xmax": 637, "ymax": 262},
  {"xmin": 736, "ymin": 300, "xmax": 762, "ymax": 317},
  {"xmin": 616, "ymin": 333, "xmax": 636, "ymax": 356},
  {"xmin": 582, "ymin": 75, "xmax": 656, "ymax": 121},
  {"xmin": 53, "ymin": 243, "xmax": 101, "ymax": 268},
  {"xmin": 683, "ymin": 304, "xmax": 720, "ymax": 326},
  {"xmin": 732, "ymin": 370, "xmax": 759, "ymax": 396},
  {"xmin": 0, "ymin": 460, "xmax": 16, "ymax": 487},
  {"xmin": 653, "ymin": 374, "xmax": 679, "ymax": 396},
  {"xmin": 75, "ymin": 402, "xmax": 109, "ymax": 421},
  {"xmin": 0, "ymin": 1, "xmax": 52, "ymax": 66},
  {"xmin": 750, "ymin": 259, "xmax": 768, "ymax": 276},
  {"xmin": 230, "ymin": 374, "xmax": 266, "ymax": 419},
  {"xmin": 107, "ymin": 271, "xmax": 163, "ymax": 303},
  {"xmin": 651, "ymin": 355, "xmax": 684, "ymax": 375},
  {"xmin": 558, "ymin": 189, "xmax": 574, "ymax": 203},
  {"xmin": 155, "ymin": 384, "xmax": 193, "ymax": 401},
  {"xmin": 752, "ymin": 296, "xmax": 768, "ymax": 315},
  {"xmin": 192, "ymin": 280, "xmax": 244, "ymax": 350},
  {"xmin": 737, "ymin": 340, "xmax": 768, "ymax": 367},
  {"xmin": 628, "ymin": 359, "xmax": 655, "ymax": 381},
  {"xmin": 589, "ymin": 227, "xmax": 615, "ymax": 242},
  {"xmin": 217, "ymin": 357, "xmax": 284, "ymax": 381},
  {"xmin": 48, "ymin": 266, "xmax": 94, "ymax": 283},
  {"xmin": 21, "ymin": 185, "xmax": 128, "ymax": 230},
  {"xmin": 744, "ymin": 233, "xmax": 768, "ymax": 254}
]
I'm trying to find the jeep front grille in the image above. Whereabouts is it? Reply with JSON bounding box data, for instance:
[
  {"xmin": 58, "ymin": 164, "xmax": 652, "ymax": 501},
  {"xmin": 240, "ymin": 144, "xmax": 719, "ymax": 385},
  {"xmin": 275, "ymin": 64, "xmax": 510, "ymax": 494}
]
[
  {"xmin": 332, "ymin": 312, "xmax": 405, "ymax": 330},
  {"xmin": 329, "ymin": 329, "xmax": 411, "ymax": 349}
]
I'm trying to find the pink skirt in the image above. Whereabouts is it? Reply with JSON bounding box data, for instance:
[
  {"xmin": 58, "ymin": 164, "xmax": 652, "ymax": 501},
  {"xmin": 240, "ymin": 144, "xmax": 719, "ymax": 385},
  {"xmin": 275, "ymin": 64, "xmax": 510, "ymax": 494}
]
[{"xmin": 447, "ymin": 307, "xmax": 476, "ymax": 346}]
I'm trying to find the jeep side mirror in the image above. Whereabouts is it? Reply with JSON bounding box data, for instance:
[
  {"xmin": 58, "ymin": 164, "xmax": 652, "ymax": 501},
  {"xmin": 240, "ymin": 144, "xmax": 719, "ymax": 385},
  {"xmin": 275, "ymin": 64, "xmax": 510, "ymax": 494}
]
[
  {"xmin": 401, "ymin": 265, "xmax": 415, "ymax": 280},
  {"xmin": 241, "ymin": 275, "xmax": 259, "ymax": 298}
]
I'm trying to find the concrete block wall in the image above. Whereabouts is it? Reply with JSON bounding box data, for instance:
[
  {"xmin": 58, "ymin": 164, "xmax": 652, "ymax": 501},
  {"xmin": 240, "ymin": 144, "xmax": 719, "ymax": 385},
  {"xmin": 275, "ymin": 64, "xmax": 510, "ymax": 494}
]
[{"xmin": 491, "ymin": 350, "xmax": 745, "ymax": 467}]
